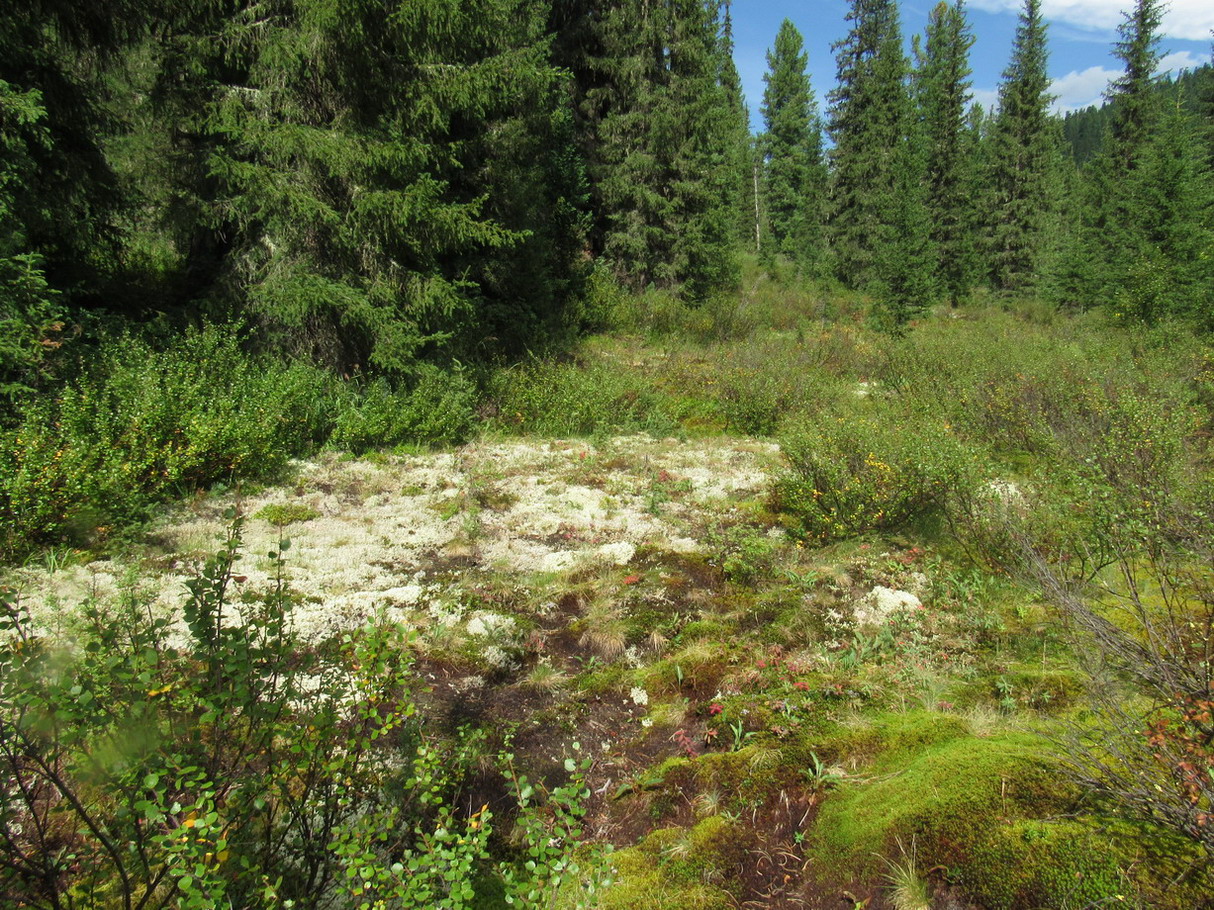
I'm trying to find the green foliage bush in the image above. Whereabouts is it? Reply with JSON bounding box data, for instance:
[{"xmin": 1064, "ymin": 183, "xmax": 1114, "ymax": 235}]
[
  {"xmin": 600, "ymin": 282, "xmax": 762, "ymax": 346},
  {"xmin": 775, "ymin": 407, "xmax": 978, "ymax": 543},
  {"xmin": 0, "ymin": 519, "xmax": 591, "ymax": 908},
  {"xmin": 879, "ymin": 313, "xmax": 1202, "ymax": 473},
  {"xmin": 488, "ymin": 360, "xmax": 676, "ymax": 438},
  {"xmin": 0, "ymin": 327, "xmax": 488, "ymax": 555},
  {"xmin": 0, "ymin": 253, "xmax": 63, "ymax": 414},
  {"xmin": 593, "ymin": 286, "xmax": 687, "ymax": 337},
  {"xmin": 328, "ymin": 366, "xmax": 477, "ymax": 454},
  {"xmin": 254, "ymin": 502, "xmax": 320, "ymax": 526},
  {"xmin": 711, "ymin": 337, "xmax": 854, "ymax": 436},
  {"xmin": 0, "ymin": 326, "xmax": 334, "ymax": 555},
  {"xmin": 716, "ymin": 359, "xmax": 806, "ymax": 437},
  {"xmin": 573, "ymin": 265, "xmax": 636, "ymax": 333},
  {"xmin": 946, "ymin": 376, "xmax": 1200, "ymax": 581}
]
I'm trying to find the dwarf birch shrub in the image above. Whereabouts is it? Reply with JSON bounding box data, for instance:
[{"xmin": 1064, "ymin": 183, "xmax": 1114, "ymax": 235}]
[
  {"xmin": 713, "ymin": 337, "xmax": 851, "ymax": 435},
  {"xmin": 0, "ymin": 518, "xmax": 589, "ymax": 908},
  {"xmin": 328, "ymin": 365, "xmax": 477, "ymax": 454},
  {"xmin": 0, "ymin": 327, "xmax": 334, "ymax": 555},
  {"xmin": 776, "ymin": 408, "xmax": 978, "ymax": 544},
  {"xmin": 488, "ymin": 360, "xmax": 675, "ymax": 437}
]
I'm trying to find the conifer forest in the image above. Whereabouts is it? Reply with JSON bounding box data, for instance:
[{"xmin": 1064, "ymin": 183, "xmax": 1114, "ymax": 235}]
[{"xmin": 2, "ymin": 0, "xmax": 1214, "ymax": 907}]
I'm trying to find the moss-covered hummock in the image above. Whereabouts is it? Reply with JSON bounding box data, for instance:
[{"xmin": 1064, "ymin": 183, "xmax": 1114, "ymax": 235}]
[
  {"xmin": 812, "ymin": 714, "xmax": 1115, "ymax": 908},
  {"xmin": 598, "ymin": 818, "xmax": 746, "ymax": 910}
]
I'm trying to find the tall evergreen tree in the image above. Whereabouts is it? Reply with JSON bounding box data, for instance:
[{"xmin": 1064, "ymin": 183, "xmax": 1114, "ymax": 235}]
[
  {"xmin": 153, "ymin": 0, "xmax": 584, "ymax": 373},
  {"xmin": 1205, "ymin": 50, "xmax": 1214, "ymax": 163},
  {"xmin": 828, "ymin": 0, "xmax": 934, "ymax": 324},
  {"xmin": 828, "ymin": 0, "xmax": 899, "ymax": 285},
  {"xmin": 760, "ymin": 19, "xmax": 826, "ymax": 272},
  {"xmin": 1112, "ymin": 94, "xmax": 1214, "ymax": 323},
  {"xmin": 0, "ymin": 1, "xmax": 145, "ymax": 304},
  {"xmin": 0, "ymin": 1, "xmax": 149, "ymax": 409},
  {"xmin": 1078, "ymin": 0, "xmax": 1213, "ymax": 321},
  {"xmin": 915, "ymin": 1, "xmax": 977, "ymax": 305},
  {"xmin": 1106, "ymin": 0, "xmax": 1165, "ymax": 170},
  {"xmin": 719, "ymin": 1, "xmax": 758, "ymax": 250},
  {"xmin": 587, "ymin": 0, "xmax": 739, "ymax": 299},
  {"xmin": 987, "ymin": 0, "xmax": 1059, "ymax": 294}
]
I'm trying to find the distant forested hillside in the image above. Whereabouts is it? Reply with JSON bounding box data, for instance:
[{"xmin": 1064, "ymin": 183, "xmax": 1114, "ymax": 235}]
[{"xmin": 1063, "ymin": 62, "xmax": 1213, "ymax": 165}]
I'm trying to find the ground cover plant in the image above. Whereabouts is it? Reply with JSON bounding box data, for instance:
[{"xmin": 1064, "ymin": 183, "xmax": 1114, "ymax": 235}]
[{"xmin": 4, "ymin": 263, "xmax": 1214, "ymax": 909}]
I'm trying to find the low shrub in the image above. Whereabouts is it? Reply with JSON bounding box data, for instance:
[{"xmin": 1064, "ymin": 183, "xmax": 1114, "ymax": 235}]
[
  {"xmin": 0, "ymin": 520, "xmax": 591, "ymax": 908},
  {"xmin": 775, "ymin": 407, "xmax": 979, "ymax": 544},
  {"xmin": 254, "ymin": 502, "xmax": 321, "ymax": 526},
  {"xmin": 487, "ymin": 359, "xmax": 676, "ymax": 437},
  {"xmin": 329, "ymin": 365, "xmax": 477, "ymax": 454},
  {"xmin": 594, "ymin": 285, "xmax": 688, "ymax": 338},
  {"xmin": 0, "ymin": 326, "xmax": 334, "ymax": 555}
]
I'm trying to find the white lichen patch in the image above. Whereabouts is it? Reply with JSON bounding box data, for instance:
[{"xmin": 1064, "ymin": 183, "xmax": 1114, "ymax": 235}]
[
  {"xmin": 854, "ymin": 585, "xmax": 923, "ymax": 630},
  {"xmin": 466, "ymin": 611, "xmax": 516, "ymax": 638},
  {"xmin": 7, "ymin": 435, "xmax": 780, "ymax": 647},
  {"xmin": 596, "ymin": 541, "xmax": 636, "ymax": 566}
]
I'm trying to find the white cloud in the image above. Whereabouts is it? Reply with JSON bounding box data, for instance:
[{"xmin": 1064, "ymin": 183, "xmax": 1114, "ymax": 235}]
[
  {"xmin": 1047, "ymin": 49, "xmax": 1205, "ymax": 113},
  {"xmin": 971, "ymin": 87, "xmax": 1002, "ymax": 112},
  {"xmin": 969, "ymin": 0, "xmax": 1214, "ymax": 42},
  {"xmin": 1050, "ymin": 64, "xmax": 1120, "ymax": 111},
  {"xmin": 1158, "ymin": 49, "xmax": 1204, "ymax": 72}
]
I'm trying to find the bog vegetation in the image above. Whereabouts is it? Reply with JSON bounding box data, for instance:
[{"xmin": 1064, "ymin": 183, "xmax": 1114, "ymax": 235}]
[{"xmin": 2, "ymin": 0, "xmax": 1213, "ymax": 908}]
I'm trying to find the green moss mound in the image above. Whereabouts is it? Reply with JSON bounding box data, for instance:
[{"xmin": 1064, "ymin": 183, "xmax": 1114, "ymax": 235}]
[
  {"xmin": 963, "ymin": 820, "xmax": 1126, "ymax": 910},
  {"xmin": 599, "ymin": 818, "xmax": 743, "ymax": 910},
  {"xmin": 815, "ymin": 722, "xmax": 1093, "ymax": 908}
]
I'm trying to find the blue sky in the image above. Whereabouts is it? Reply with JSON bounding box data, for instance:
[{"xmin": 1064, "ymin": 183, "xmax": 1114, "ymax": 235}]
[{"xmin": 730, "ymin": 0, "xmax": 1213, "ymax": 127}]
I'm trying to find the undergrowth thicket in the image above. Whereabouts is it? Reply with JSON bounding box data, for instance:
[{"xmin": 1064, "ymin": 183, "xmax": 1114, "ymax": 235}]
[{"xmin": 0, "ymin": 518, "xmax": 605, "ymax": 909}]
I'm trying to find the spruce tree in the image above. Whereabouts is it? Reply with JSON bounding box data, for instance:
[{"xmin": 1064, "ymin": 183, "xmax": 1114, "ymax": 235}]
[
  {"xmin": 987, "ymin": 0, "xmax": 1059, "ymax": 295},
  {"xmin": 915, "ymin": 1, "xmax": 977, "ymax": 305},
  {"xmin": 719, "ymin": 1, "xmax": 759, "ymax": 250},
  {"xmin": 873, "ymin": 21, "xmax": 937, "ymax": 327},
  {"xmin": 1079, "ymin": 0, "xmax": 1213, "ymax": 321},
  {"xmin": 828, "ymin": 0, "xmax": 899, "ymax": 285},
  {"xmin": 760, "ymin": 19, "xmax": 826, "ymax": 273},
  {"xmin": 0, "ymin": 1, "xmax": 149, "ymax": 409},
  {"xmin": 0, "ymin": 1, "xmax": 143, "ymax": 306},
  {"xmin": 154, "ymin": 0, "xmax": 583, "ymax": 373},
  {"xmin": 1113, "ymin": 94, "xmax": 1213, "ymax": 323},
  {"xmin": 588, "ymin": 0, "xmax": 738, "ymax": 299},
  {"xmin": 1106, "ymin": 0, "xmax": 1165, "ymax": 170},
  {"xmin": 828, "ymin": 0, "xmax": 934, "ymax": 323},
  {"xmin": 667, "ymin": 0, "xmax": 741, "ymax": 298}
]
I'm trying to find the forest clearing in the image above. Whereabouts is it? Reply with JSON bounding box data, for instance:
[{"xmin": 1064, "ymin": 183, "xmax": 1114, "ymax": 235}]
[
  {"xmin": 3, "ymin": 0, "xmax": 1213, "ymax": 906},
  {"xmin": 6, "ymin": 292, "xmax": 1214, "ymax": 908}
]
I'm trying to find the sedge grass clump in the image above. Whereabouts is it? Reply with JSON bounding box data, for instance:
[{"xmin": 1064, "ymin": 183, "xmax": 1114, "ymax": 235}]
[
  {"xmin": 522, "ymin": 660, "xmax": 569, "ymax": 693},
  {"xmin": 881, "ymin": 838, "xmax": 931, "ymax": 910}
]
